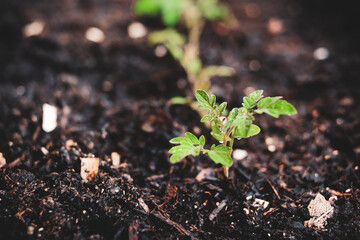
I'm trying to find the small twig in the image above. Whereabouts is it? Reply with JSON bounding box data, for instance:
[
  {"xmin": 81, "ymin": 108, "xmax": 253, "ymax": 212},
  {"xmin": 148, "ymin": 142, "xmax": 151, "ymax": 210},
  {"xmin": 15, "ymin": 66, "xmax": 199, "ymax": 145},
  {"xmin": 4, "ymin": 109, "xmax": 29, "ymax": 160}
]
[
  {"xmin": 138, "ymin": 198, "xmax": 150, "ymax": 213},
  {"xmin": 209, "ymin": 199, "xmax": 227, "ymax": 221},
  {"xmin": 152, "ymin": 211, "xmax": 194, "ymax": 238},
  {"xmin": 313, "ymin": 207, "xmax": 334, "ymax": 224},
  {"xmin": 266, "ymin": 178, "xmax": 281, "ymax": 200}
]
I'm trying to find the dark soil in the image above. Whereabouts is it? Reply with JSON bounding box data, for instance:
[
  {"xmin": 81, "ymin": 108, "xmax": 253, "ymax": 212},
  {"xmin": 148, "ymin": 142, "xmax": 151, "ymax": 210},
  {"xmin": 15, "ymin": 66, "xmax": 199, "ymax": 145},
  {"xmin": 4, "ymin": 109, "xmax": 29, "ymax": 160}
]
[{"xmin": 1, "ymin": 0, "xmax": 360, "ymax": 239}]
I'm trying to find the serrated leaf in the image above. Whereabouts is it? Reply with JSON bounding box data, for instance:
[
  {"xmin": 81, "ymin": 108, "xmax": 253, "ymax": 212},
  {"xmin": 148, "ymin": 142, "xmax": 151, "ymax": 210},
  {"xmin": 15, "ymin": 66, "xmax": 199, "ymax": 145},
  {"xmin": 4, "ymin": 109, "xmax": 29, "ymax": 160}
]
[
  {"xmin": 185, "ymin": 132, "xmax": 200, "ymax": 145},
  {"xmin": 218, "ymin": 102, "xmax": 227, "ymax": 115},
  {"xmin": 201, "ymin": 113, "xmax": 216, "ymax": 122},
  {"xmin": 249, "ymin": 90, "xmax": 264, "ymax": 102},
  {"xmin": 210, "ymin": 95, "xmax": 216, "ymax": 107},
  {"xmin": 242, "ymin": 90, "xmax": 264, "ymax": 110},
  {"xmin": 169, "ymin": 137, "xmax": 191, "ymax": 144},
  {"xmin": 211, "ymin": 121, "xmax": 223, "ymax": 142},
  {"xmin": 242, "ymin": 97, "xmax": 252, "ymax": 110},
  {"xmin": 195, "ymin": 90, "xmax": 212, "ymax": 110},
  {"xmin": 232, "ymin": 113, "xmax": 253, "ymax": 138},
  {"xmin": 169, "ymin": 144, "xmax": 194, "ymax": 154},
  {"xmin": 199, "ymin": 135, "xmax": 205, "ymax": 147},
  {"xmin": 234, "ymin": 124, "xmax": 261, "ymax": 139},
  {"xmin": 228, "ymin": 108, "xmax": 239, "ymax": 121},
  {"xmin": 170, "ymin": 152, "xmax": 188, "ymax": 163},
  {"xmin": 256, "ymin": 97, "xmax": 282, "ymax": 110},
  {"xmin": 256, "ymin": 98, "xmax": 297, "ymax": 118},
  {"xmin": 169, "ymin": 142, "xmax": 199, "ymax": 164},
  {"xmin": 207, "ymin": 144, "xmax": 232, "ymax": 167}
]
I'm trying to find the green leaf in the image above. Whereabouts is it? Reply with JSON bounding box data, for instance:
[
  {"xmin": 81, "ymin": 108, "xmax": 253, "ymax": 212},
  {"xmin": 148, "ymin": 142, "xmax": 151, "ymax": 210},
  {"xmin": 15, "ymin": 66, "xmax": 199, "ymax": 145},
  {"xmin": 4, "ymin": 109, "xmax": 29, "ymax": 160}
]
[
  {"xmin": 134, "ymin": 0, "xmax": 161, "ymax": 16},
  {"xmin": 198, "ymin": 0, "xmax": 230, "ymax": 21},
  {"xmin": 169, "ymin": 96, "xmax": 188, "ymax": 105},
  {"xmin": 256, "ymin": 97, "xmax": 282, "ymax": 110},
  {"xmin": 234, "ymin": 124, "xmax": 260, "ymax": 139},
  {"xmin": 207, "ymin": 144, "xmax": 232, "ymax": 167},
  {"xmin": 184, "ymin": 57, "xmax": 202, "ymax": 75},
  {"xmin": 256, "ymin": 98, "xmax": 297, "ymax": 118},
  {"xmin": 201, "ymin": 113, "xmax": 216, "ymax": 122},
  {"xmin": 135, "ymin": 0, "xmax": 184, "ymax": 26},
  {"xmin": 169, "ymin": 137, "xmax": 191, "ymax": 144},
  {"xmin": 218, "ymin": 102, "xmax": 227, "ymax": 115},
  {"xmin": 242, "ymin": 90, "xmax": 264, "ymax": 110},
  {"xmin": 169, "ymin": 144, "xmax": 194, "ymax": 154},
  {"xmin": 161, "ymin": 0, "xmax": 184, "ymax": 26},
  {"xmin": 228, "ymin": 108, "xmax": 239, "ymax": 121},
  {"xmin": 249, "ymin": 90, "xmax": 264, "ymax": 102},
  {"xmin": 232, "ymin": 113, "xmax": 254, "ymax": 138},
  {"xmin": 195, "ymin": 90, "xmax": 212, "ymax": 110},
  {"xmin": 200, "ymin": 65, "xmax": 235, "ymax": 78},
  {"xmin": 185, "ymin": 132, "xmax": 200, "ymax": 145},
  {"xmin": 210, "ymin": 121, "xmax": 223, "ymax": 142},
  {"xmin": 210, "ymin": 94, "xmax": 216, "ymax": 107},
  {"xmin": 148, "ymin": 29, "xmax": 185, "ymax": 46},
  {"xmin": 169, "ymin": 141, "xmax": 199, "ymax": 164},
  {"xmin": 199, "ymin": 135, "xmax": 205, "ymax": 147},
  {"xmin": 242, "ymin": 97, "xmax": 251, "ymax": 110}
]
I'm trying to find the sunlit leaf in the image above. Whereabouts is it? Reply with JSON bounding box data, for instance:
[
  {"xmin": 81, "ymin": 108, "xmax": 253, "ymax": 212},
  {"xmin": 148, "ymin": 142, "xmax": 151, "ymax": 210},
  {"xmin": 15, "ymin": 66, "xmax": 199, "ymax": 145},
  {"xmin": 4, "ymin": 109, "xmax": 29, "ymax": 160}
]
[
  {"xmin": 169, "ymin": 137, "xmax": 191, "ymax": 144},
  {"xmin": 207, "ymin": 144, "xmax": 232, "ymax": 167},
  {"xmin": 195, "ymin": 90, "xmax": 212, "ymax": 110},
  {"xmin": 256, "ymin": 98, "xmax": 297, "ymax": 118},
  {"xmin": 199, "ymin": 135, "xmax": 205, "ymax": 147},
  {"xmin": 134, "ymin": 0, "xmax": 161, "ymax": 16},
  {"xmin": 210, "ymin": 121, "xmax": 223, "ymax": 142},
  {"xmin": 234, "ymin": 124, "xmax": 261, "ymax": 139},
  {"xmin": 185, "ymin": 132, "xmax": 200, "ymax": 145}
]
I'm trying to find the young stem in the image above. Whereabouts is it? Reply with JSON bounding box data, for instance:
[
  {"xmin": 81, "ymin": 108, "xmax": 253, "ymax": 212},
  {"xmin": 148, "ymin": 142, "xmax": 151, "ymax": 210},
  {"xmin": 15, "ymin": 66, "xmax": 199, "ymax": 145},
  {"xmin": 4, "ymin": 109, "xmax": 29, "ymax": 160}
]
[{"xmin": 223, "ymin": 128, "xmax": 235, "ymax": 178}]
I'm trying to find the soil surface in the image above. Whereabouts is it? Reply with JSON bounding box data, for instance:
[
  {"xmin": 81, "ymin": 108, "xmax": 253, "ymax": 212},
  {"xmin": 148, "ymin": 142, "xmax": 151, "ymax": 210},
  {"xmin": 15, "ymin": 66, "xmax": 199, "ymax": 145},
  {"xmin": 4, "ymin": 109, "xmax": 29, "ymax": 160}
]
[{"xmin": 1, "ymin": 0, "xmax": 359, "ymax": 239}]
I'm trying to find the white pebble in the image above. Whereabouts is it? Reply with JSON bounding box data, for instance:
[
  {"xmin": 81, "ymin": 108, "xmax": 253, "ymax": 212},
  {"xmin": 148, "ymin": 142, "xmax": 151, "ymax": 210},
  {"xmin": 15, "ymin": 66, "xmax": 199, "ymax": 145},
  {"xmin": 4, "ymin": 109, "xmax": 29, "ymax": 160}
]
[
  {"xmin": 85, "ymin": 27, "xmax": 105, "ymax": 43},
  {"xmin": 233, "ymin": 149, "xmax": 248, "ymax": 160},
  {"xmin": 23, "ymin": 21, "xmax": 45, "ymax": 37},
  {"xmin": 42, "ymin": 103, "xmax": 57, "ymax": 132},
  {"xmin": 128, "ymin": 22, "xmax": 147, "ymax": 39},
  {"xmin": 313, "ymin": 47, "xmax": 329, "ymax": 60}
]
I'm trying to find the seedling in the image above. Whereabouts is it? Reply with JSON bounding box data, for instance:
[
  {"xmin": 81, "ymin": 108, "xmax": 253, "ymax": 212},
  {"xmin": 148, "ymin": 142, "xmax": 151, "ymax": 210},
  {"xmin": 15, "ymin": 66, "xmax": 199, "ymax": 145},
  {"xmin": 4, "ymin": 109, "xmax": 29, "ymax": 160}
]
[
  {"xmin": 169, "ymin": 90, "xmax": 297, "ymax": 177},
  {"xmin": 134, "ymin": 0, "xmax": 236, "ymax": 94}
]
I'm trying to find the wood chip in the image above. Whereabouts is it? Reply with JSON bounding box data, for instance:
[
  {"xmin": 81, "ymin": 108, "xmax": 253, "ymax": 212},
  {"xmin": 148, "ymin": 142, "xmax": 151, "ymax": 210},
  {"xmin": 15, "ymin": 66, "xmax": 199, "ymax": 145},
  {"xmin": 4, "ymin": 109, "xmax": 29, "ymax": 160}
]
[
  {"xmin": 111, "ymin": 152, "xmax": 121, "ymax": 166},
  {"xmin": 138, "ymin": 198, "xmax": 150, "ymax": 213},
  {"xmin": 80, "ymin": 157, "xmax": 99, "ymax": 182},
  {"xmin": 0, "ymin": 152, "xmax": 6, "ymax": 168},
  {"xmin": 195, "ymin": 168, "xmax": 214, "ymax": 181},
  {"xmin": 128, "ymin": 224, "xmax": 139, "ymax": 240},
  {"xmin": 304, "ymin": 193, "xmax": 334, "ymax": 229},
  {"xmin": 65, "ymin": 139, "xmax": 77, "ymax": 150}
]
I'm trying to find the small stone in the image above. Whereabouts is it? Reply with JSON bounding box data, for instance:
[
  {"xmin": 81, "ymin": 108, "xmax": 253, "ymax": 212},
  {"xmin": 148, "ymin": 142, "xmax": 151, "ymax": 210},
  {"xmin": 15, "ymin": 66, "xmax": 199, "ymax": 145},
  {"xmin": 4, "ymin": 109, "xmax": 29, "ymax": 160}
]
[
  {"xmin": 291, "ymin": 221, "xmax": 305, "ymax": 229},
  {"xmin": 232, "ymin": 149, "xmax": 248, "ymax": 161},
  {"xmin": 42, "ymin": 103, "xmax": 57, "ymax": 133},
  {"xmin": 128, "ymin": 22, "xmax": 147, "ymax": 39},
  {"xmin": 27, "ymin": 226, "xmax": 35, "ymax": 235},
  {"xmin": 85, "ymin": 27, "xmax": 105, "ymax": 43},
  {"xmin": 23, "ymin": 21, "xmax": 45, "ymax": 37}
]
